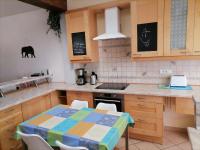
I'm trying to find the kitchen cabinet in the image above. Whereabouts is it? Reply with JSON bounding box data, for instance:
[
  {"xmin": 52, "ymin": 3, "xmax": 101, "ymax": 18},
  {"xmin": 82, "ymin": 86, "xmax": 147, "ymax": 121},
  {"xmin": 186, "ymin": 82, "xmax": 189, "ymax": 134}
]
[
  {"xmin": 67, "ymin": 91, "xmax": 93, "ymax": 108},
  {"xmin": 0, "ymin": 105, "xmax": 23, "ymax": 150},
  {"xmin": 164, "ymin": 0, "xmax": 195, "ymax": 56},
  {"xmin": 50, "ymin": 91, "xmax": 67, "ymax": 107},
  {"xmin": 193, "ymin": 0, "xmax": 200, "ymax": 55},
  {"xmin": 22, "ymin": 94, "xmax": 51, "ymax": 120},
  {"xmin": 125, "ymin": 95, "xmax": 164, "ymax": 144},
  {"xmin": 176, "ymin": 98, "xmax": 194, "ymax": 115},
  {"xmin": 131, "ymin": 0, "xmax": 164, "ymax": 58},
  {"xmin": 65, "ymin": 9, "xmax": 99, "ymax": 63}
]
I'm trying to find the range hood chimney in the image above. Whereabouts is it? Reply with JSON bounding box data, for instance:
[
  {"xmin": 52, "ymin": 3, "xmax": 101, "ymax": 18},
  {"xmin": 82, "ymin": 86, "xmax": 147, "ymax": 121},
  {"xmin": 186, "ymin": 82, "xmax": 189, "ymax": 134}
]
[{"xmin": 93, "ymin": 7, "xmax": 127, "ymax": 40}]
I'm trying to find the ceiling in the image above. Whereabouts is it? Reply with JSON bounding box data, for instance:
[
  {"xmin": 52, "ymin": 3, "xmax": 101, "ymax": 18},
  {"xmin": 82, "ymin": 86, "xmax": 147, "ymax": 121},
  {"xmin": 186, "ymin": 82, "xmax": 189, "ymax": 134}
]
[{"xmin": 0, "ymin": 0, "xmax": 40, "ymax": 18}]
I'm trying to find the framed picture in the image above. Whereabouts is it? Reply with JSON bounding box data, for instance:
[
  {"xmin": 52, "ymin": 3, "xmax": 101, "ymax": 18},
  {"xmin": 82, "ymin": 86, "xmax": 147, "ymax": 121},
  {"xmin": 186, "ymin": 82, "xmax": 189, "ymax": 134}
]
[{"xmin": 72, "ymin": 32, "xmax": 87, "ymax": 55}]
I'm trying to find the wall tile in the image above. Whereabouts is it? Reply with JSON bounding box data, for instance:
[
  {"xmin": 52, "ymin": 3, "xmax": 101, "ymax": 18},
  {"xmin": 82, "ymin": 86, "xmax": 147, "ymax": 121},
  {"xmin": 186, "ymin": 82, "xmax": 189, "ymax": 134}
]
[{"xmin": 83, "ymin": 39, "xmax": 200, "ymax": 85}]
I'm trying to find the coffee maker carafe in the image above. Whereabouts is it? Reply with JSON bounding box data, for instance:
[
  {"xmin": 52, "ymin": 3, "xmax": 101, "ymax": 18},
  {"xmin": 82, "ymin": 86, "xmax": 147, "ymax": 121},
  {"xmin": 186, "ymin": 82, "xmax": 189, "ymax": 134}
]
[{"xmin": 76, "ymin": 68, "xmax": 86, "ymax": 85}]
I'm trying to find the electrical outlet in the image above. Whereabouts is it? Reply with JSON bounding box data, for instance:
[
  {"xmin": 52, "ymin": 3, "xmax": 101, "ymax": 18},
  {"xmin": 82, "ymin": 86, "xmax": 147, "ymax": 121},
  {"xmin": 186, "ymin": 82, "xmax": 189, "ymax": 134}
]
[{"xmin": 160, "ymin": 69, "xmax": 172, "ymax": 75}]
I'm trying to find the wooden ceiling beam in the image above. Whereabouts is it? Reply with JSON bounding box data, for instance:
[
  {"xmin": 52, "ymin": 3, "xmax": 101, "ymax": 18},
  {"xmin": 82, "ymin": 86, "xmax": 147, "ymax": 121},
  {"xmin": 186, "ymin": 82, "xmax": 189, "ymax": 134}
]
[{"xmin": 18, "ymin": 0, "xmax": 67, "ymax": 12}]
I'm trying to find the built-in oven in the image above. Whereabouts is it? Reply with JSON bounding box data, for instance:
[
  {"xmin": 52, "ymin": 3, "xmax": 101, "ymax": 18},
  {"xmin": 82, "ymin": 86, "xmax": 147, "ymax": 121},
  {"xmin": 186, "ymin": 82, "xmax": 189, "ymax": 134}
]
[{"xmin": 93, "ymin": 93, "xmax": 124, "ymax": 112}]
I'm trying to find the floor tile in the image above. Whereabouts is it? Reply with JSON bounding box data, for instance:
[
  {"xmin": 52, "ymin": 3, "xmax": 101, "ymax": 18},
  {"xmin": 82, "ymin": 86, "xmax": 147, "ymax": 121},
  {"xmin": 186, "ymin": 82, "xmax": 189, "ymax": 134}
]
[
  {"xmin": 177, "ymin": 142, "xmax": 192, "ymax": 150},
  {"xmin": 121, "ymin": 145, "xmax": 139, "ymax": 150},
  {"xmin": 154, "ymin": 136, "xmax": 175, "ymax": 149},
  {"xmin": 165, "ymin": 130, "xmax": 189, "ymax": 145},
  {"xmin": 164, "ymin": 146, "xmax": 182, "ymax": 150},
  {"xmin": 135, "ymin": 142, "xmax": 160, "ymax": 150},
  {"xmin": 116, "ymin": 137, "xmax": 141, "ymax": 148}
]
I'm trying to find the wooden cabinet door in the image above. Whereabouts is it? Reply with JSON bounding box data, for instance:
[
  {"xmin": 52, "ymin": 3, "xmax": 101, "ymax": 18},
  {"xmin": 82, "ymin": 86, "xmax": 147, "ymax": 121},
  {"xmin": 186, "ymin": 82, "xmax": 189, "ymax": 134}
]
[
  {"xmin": 131, "ymin": 0, "xmax": 164, "ymax": 58},
  {"xmin": 176, "ymin": 98, "xmax": 194, "ymax": 115},
  {"xmin": 0, "ymin": 113, "xmax": 23, "ymax": 150},
  {"xmin": 50, "ymin": 91, "xmax": 62, "ymax": 107},
  {"xmin": 22, "ymin": 94, "xmax": 51, "ymax": 120},
  {"xmin": 67, "ymin": 91, "xmax": 93, "ymax": 108},
  {"xmin": 164, "ymin": 0, "xmax": 195, "ymax": 56},
  {"xmin": 66, "ymin": 9, "xmax": 98, "ymax": 62},
  {"xmin": 193, "ymin": 0, "xmax": 200, "ymax": 55}
]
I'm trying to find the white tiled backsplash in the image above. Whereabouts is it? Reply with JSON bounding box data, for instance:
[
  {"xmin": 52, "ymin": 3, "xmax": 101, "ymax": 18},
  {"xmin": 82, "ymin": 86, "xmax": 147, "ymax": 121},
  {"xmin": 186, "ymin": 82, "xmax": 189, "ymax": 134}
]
[{"xmin": 74, "ymin": 39, "xmax": 200, "ymax": 85}]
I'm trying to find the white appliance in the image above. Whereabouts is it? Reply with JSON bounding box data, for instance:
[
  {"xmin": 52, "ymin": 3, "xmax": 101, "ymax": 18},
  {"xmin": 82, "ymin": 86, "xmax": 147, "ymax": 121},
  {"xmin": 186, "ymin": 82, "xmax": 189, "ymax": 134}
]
[
  {"xmin": 93, "ymin": 7, "xmax": 127, "ymax": 40},
  {"xmin": 170, "ymin": 75, "xmax": 187, "ymax": 87}
]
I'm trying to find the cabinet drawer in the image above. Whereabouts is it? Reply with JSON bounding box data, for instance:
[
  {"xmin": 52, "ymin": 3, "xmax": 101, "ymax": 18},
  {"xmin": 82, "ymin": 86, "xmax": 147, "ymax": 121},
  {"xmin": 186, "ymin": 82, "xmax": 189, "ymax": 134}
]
[
  {"xmin": 0, "ymin": 105, "xmax": 21, "ymax": 118},
  {"xmin": 130, "ymin": 115, "xmax": 163, "ymax": 137},
  {"xmin": 176, "ymin": 98, "xmax": 194, "ymax": 115},
  {"xmin": 0, "ymin": 112, "xmax": 23, "ymax": 128},
  {"xmin": 125, "ymin": 95, "xmax": 164, "ymax": 104}
]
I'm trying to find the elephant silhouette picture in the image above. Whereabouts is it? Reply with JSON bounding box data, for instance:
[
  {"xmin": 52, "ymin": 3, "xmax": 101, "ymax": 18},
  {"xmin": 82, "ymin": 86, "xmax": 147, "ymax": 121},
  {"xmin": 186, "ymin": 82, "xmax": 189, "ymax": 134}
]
[{"xmin": 21, "ymin": 46, "xmax": 36, "ymax": 58}]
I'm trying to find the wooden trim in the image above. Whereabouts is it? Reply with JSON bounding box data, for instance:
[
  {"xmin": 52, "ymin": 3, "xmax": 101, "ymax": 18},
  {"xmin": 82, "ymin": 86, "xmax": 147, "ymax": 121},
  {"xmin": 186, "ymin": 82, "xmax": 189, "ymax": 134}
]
[
  {"xmin": 129, "ymin": 132, "xmax": 163, "ymax": 144},
  {"xmin": 67, "ymin": 0, "xmax": 132, "ymax": 13},
  {"xmin": 19, "ymin": 0, "xmax": 67, "ymax": 11},
  {"xmin": 132, "ymin": 55, "xmax": 200, "ymax": 61}
]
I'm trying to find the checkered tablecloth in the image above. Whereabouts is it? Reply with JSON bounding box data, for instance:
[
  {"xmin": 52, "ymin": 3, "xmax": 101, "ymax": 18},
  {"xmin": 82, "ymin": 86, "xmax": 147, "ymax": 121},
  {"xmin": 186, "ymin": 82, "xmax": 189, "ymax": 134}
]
[{"xmin": 17, "ymin": 105, "xmax": 134, "ymax": 150}]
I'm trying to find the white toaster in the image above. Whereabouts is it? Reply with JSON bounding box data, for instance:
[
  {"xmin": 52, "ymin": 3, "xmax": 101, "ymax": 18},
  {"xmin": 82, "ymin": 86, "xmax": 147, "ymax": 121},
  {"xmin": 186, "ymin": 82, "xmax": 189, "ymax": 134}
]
[{"xmin": 170, "ymin": 75, "xmax": 187, "ymax": 87}]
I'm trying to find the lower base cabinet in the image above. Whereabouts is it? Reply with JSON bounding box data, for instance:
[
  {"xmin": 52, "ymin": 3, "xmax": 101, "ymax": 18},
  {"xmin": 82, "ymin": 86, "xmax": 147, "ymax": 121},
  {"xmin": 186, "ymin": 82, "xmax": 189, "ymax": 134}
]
[
  {"xmin": 125, "ymin": 95, "xmax": 164, "ymax": 144},
  {"xmin": 22, "ymin": 94, "xmax": 51, "ymax": 120},
  {"xmin": 0, "ymin": 105, "xmax": 23, "ymax": 150},
  {"xmin": 67, "ymin": 91, "xmax": 93, "ymax": 108}
]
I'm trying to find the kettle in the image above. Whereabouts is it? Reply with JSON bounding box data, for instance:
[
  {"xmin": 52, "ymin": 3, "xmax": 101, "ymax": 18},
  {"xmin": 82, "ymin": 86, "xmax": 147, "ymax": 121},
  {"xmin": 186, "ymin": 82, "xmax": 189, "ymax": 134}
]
[{"xmin": 90, "ymin": 72, "xmax": 98, "ymax": 85}]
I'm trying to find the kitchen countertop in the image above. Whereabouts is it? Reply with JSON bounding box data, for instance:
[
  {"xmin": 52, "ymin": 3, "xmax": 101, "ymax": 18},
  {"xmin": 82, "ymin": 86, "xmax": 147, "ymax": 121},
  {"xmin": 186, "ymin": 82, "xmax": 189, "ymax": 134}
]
[{"xmin": 0, "ymin": 82, "xmax": 200, "ymax": 110}]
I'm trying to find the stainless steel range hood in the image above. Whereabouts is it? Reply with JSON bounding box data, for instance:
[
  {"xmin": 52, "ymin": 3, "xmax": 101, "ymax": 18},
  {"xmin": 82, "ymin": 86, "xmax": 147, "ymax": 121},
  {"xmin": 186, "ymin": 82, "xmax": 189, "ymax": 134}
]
[{"xmin": 93, "ymin": 7, "xmax": 127, "ymax": 40}]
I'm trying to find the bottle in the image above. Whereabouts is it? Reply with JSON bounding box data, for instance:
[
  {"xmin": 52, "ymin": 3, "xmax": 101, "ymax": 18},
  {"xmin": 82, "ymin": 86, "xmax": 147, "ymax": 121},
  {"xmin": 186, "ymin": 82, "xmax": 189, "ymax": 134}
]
[{"xmin": 90, "ymin": 72, "xmax": 98, "ymax": 85}]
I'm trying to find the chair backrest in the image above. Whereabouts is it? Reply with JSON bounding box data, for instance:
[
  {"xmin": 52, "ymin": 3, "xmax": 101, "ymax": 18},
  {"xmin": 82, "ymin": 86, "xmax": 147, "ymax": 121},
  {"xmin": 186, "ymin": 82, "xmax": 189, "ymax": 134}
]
[
  {"xmin": 17, "ymin": 131, "xmax": 54, "ymax": 150},
  {"xmin": 96, "ymin": 103, "xmax": 117, "ymax": 112},
  {"xmin": 71, "ymin": 100, "xmax": 88, "ymax": 109},
  {"xmin": 56, "ymin": 140, "xmax": 88, "ymax": 150}
]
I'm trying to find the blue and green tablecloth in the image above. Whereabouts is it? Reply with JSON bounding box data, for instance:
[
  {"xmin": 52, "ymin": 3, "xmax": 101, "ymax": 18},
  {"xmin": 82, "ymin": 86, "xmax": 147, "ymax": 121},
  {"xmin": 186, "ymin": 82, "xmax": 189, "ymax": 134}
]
[{"xmin": 17, "ymin": 105, "xmax": 134, "ymax": 150}]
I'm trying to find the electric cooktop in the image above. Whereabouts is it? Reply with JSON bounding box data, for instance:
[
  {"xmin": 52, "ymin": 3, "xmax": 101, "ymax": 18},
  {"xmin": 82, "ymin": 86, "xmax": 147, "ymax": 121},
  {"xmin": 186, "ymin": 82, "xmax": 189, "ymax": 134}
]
[{"xmin": 95, "ymin": 83, "xmax": 129, "ymax": 90}]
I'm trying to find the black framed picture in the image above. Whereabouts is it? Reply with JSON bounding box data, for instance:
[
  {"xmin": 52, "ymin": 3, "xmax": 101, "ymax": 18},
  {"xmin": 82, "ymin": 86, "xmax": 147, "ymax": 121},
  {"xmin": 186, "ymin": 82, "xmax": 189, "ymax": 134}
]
[
  {"xmin": 137, "ymin": 22, "xmax": 157, "ymax": 52},
  {"xmin": 72, "ymin": 32, "xmax": 87, "ymax": 55}
]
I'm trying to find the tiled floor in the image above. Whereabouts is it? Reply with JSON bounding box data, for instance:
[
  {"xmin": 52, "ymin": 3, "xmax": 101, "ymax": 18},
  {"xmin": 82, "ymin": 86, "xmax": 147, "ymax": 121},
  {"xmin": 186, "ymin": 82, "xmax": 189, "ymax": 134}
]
[{"xmin": 116, "ymin": 130, "xmax": 192, "ymax": 150}]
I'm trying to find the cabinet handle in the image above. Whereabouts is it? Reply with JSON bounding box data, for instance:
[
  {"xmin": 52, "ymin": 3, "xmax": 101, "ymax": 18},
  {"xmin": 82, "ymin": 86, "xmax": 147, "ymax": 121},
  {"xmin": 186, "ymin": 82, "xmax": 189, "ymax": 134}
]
[
  {"xmin": 136, "ymin": 119, "xmax": 146, "ymax": 123},
  {"xmin": 180, "ymin": 52, "xmax": 186, "ymax": 54},
  {"xmin": 132, "ymin": 54, "xmax": 141, "ymax": 56},
  {"xmin": 137, "ymin": 97, "xmax": 145, "ymax": 100},
  {"xmin": 194, "ymin": 51, "xmax": 200, "ymax": 53},
  {"xmin": 137, "ymin": 104, "xmax": 145, "ymax": 108}
]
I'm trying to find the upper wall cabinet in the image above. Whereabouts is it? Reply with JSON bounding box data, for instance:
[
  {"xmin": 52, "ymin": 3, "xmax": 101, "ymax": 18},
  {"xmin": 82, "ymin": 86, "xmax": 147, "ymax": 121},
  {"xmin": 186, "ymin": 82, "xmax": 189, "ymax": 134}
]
[
  {"xmin": 193, "ymin": 0, "xmax": 200, "ymax": 55},
  {"xmin": 65, "ymin": 9, "xmax": 99, "ymax": 63},
  {"xmin": 131, "ymin": 0, "xmax": 164, "ymax": 58},
  {"xmin": 164, "ymin": 0, "xmax": 195, "ymax": 56}
]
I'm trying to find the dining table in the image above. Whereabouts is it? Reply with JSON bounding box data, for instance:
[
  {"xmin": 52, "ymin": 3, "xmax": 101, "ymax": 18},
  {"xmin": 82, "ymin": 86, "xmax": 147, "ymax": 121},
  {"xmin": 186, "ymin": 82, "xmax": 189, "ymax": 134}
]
[{"xmin": 16, "ymin": 105, "xmax": 134, "ymax": 150}]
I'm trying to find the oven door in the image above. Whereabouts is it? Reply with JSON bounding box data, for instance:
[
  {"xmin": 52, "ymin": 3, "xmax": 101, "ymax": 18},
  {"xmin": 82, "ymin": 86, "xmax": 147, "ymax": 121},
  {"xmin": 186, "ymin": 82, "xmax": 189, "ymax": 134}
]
[{"xmin": 94, "ymin": 98, "xmax": 122, "ymax": 112}]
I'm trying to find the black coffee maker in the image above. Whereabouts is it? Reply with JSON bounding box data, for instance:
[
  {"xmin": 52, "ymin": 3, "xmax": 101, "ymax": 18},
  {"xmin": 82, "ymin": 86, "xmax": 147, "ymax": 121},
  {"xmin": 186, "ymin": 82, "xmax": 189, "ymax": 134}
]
[{"xmin": 76, "ymin": 68, "xmax": 86, "ymax": 85}]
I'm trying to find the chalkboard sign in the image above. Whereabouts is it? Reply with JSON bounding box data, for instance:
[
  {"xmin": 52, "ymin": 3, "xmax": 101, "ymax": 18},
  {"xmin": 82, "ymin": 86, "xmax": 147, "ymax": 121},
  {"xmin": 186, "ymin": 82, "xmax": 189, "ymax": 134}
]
[
  {"xmin": 137, "ymin": 22, "xmax": 157, "ymax": 52},
  {"xmin": 72, "ymin": 32, "xmax": 87, "ymax": 55}
]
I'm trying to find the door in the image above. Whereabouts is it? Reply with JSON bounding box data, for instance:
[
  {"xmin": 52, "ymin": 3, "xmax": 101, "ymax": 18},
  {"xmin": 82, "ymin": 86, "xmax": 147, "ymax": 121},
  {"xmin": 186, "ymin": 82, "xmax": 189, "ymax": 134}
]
[
  {"xmin": 164, "ymin": 0, "xmax": 195, "ymax": 56},
  {"xmin": 131, "ymin": 0, "xmax": 164, "ymax": 58}
]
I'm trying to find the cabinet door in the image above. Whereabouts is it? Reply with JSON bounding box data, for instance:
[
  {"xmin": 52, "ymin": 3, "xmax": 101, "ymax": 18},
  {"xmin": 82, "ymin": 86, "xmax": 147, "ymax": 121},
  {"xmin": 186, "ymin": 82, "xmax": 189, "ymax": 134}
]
[
  {"xmin": 67, "ymin": 91, "xmax": 93, "ymax": 108},
  {"xmin": 164, "ymin": 0, "xmax": 195, "ymax": 56},
  {"xmin": 50, "ymin": 91, "xmax": 62, "ymax": 107},
  {"xmin": 131, "ymin": 0, "xmax": 164, "ymax": 58},
  {"xmin": 66, "ymin": 10, "xmax": 98, "ymax": 62},
  {"xmin": 22, "ymin": 94, "xmax": 51, "ymax": 120},
  {"xmin": 0, "ymin": 113, "xmax": 23, "ymax": 150},
  {"xmin": 193, "ymin": 0, "xmax": 200, "ymax": 55}
]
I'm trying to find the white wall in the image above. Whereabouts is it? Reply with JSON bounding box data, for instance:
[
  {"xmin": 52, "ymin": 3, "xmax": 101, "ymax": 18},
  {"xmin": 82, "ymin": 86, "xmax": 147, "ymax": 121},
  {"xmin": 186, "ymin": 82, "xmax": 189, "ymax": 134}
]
[{"xmin": 0, "ymin": 9, "xmax": 75, "ymax": 83}]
